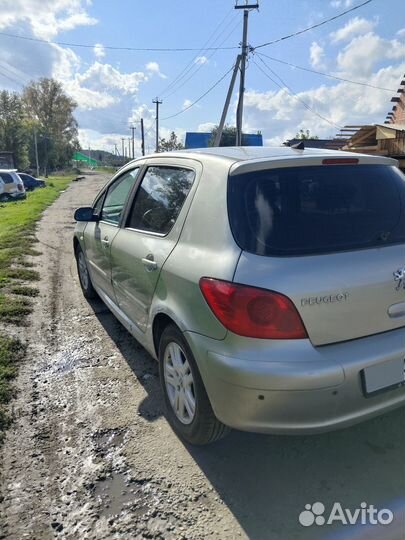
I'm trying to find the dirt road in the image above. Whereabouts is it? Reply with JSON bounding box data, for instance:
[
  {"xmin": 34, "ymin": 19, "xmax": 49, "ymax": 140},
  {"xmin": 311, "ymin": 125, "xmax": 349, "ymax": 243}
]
[{"xmin": 1, "ymin": 174, "xmax": 404, "ymax": 540}]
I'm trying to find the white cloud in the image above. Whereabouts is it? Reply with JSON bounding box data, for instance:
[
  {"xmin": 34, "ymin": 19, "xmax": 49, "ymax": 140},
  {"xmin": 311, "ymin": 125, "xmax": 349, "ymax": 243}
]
[
  {"xmin": 0, "ymin": 0, "xmax": 97, "ymax": 40},
  {"xmin": 76, "ymin": 62, "xmax": 148, "ymax": 95},
  {"xmin": 93, "ymin": 43, "xmax": 105, "ymax": 59},
  {"xmin": 310, "ymin": 42, "xmax": 325, "ymax": 68},
  {"xmin": 183, "ymin": 99, "xmax": 194, "ymax": 109},
  {"xmin": 330, "ymin": 17, "xmax": 377, "ymax": 43},
  {"xmin": 146, "ymin": 61, "xmax": 167, "ymax": 79},
  {"xmin": 330, "ymin": 0, "xmax": 354, "ymax": 8},
  {"xmin": 195, "ymin": 56, "xmax": 209, "ymax": 65},
  {"xmin": 336, "ymin": 33, "xmax": 405, "ymax": 77},
  {"xmin": 244, "ymin": 62, "xmax": 405, "ymax": 145},
  {"xmin": 197, "ymin": 122, "xmax": 216, "ymax": 133}
]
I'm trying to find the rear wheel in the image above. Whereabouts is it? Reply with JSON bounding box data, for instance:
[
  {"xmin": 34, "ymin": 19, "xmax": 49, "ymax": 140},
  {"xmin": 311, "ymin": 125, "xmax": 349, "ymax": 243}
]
[
  {"xmin": 75, "ymin": 245, "xmax": 97, "ymax": 299},
  {"xmin": 159, "ymin": 324, "xmax": 229, "ymax": 445}
]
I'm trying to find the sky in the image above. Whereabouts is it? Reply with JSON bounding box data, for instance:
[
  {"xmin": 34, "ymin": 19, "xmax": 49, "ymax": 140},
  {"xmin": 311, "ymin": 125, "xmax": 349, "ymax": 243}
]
[{"xmin": 0, "ymin": 0, "xmax": 404, "ymax": 155}]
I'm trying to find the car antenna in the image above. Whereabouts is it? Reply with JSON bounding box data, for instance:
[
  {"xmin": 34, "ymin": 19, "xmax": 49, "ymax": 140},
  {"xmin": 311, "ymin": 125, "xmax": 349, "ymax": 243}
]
[{"xmin": 291, "ymin": 141, "xmax": 305, "ymax": 150}]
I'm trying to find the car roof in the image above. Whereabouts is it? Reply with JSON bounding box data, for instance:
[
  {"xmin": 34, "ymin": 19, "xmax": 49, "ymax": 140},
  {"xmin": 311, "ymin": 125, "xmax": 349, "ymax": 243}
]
[{"xmin": 138, "ymin": 146, "xmax": 396, "ymax": 166}]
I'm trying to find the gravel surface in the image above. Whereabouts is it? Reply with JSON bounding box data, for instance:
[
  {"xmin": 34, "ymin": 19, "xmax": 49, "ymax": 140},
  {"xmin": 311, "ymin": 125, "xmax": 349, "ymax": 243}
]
[{"xmin": 0, "ymin": 174, "xmax": 404, "ymax": 540}]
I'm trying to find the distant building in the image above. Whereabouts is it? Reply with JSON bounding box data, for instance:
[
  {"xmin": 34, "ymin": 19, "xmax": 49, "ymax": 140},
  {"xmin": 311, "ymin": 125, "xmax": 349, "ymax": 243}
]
[
  {"xmin": 335, "ymin": 73, "xmax": 405, "ymax": 170},
  {"xmin": 343, "ymin": 124, "xmax": 405, "ymax": 170},
  {"xmin": 384, "ymin": 73, "xmax": 405, "ymax": 125},
  {"xmin": 185, "ymin": 132, "xmax": 263, "ymax": 149}
]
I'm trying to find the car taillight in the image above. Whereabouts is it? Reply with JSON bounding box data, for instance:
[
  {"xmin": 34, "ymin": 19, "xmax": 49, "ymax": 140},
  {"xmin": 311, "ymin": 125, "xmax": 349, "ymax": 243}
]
[
  {"xmin": 199, "ymin": 278, "xmax": 307, "ymax": 339},
  {"xmin": 17, "ymin": 184, "xmax": 24, "ymax": 192}
]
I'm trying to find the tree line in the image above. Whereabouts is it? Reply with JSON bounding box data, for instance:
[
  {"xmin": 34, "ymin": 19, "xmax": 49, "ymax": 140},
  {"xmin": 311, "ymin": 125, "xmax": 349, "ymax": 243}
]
[{"xmin": 0, "ymin": 78, "xmax": 79, "ymax": 174}]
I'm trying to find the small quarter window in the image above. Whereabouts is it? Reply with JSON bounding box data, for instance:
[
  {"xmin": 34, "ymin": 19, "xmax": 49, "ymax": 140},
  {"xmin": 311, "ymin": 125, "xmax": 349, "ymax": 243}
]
[
  {"xmin": 127, "ymin": 166, "xmax": 195, "ymax": 234},
  {"xmin": 101, "ymin": 168, "xmax": 139, "ymax": 225}
]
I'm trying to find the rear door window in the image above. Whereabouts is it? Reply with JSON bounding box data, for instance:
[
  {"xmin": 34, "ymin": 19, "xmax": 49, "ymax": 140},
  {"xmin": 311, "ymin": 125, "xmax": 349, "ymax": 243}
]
[
  {"xmin": 228, "ymin": 164, "xmax": 405, "ymax": 256},
  {"xmin": 126, "ymin": 166, "xmax": 195, "ymax": 234}
]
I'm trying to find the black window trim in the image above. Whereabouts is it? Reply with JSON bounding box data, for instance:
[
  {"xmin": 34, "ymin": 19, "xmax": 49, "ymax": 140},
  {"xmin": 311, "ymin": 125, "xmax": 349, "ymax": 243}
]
[
  {"xmin": 95, "ymin": 166, "xmax": 143, "ymax": 227},
  {"xmin": 123, "ymin": 164, "xmax": 196, "ymax": 238}
]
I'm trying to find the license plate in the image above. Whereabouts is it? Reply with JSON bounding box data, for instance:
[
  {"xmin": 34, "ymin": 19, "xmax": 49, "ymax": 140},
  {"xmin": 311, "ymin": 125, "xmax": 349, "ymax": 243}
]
[{"xmin": 362, "ymin": 358, "xmax": 405, "ymax": 396}]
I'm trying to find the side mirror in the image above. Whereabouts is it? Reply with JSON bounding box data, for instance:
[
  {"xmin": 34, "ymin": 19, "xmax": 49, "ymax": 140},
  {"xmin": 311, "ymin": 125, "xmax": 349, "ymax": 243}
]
[{"xmin": 74, "ymin": 207, "xmax": 99, "ymax": 222}]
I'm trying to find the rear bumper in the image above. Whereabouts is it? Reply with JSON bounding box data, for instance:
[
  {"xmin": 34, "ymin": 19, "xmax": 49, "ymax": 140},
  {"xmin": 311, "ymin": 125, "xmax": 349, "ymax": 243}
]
[{"xmin": 185, "ymin": 328, "xmax": 405, "ymax": 434}]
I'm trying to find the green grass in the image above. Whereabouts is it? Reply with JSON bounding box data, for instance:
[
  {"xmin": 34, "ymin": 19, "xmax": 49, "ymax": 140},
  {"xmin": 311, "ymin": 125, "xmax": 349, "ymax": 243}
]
[
  {"xmin": 0, "ymin": 175, "xmax": 73, "ymax": 437},
  {"xmin": 0, "ymin": 337, "xmax": 26, "ymax": 437},
  {"xmin": 0, "ymin": 176, "xmax": 72, "ymax": 287},
  {"xmin": 10, "ymin": 285, "xmax": 40, "ymax": 297}
]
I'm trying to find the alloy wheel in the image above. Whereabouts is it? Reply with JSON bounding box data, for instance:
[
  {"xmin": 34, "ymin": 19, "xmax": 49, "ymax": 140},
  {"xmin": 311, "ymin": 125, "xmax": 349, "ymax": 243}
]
[{"xmin": 163, "ymin": 342, "xmax": 196, "ymax": 425}]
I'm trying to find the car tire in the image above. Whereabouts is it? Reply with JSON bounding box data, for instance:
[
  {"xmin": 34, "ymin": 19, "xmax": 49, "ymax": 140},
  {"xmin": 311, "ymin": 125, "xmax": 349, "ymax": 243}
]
[
  {"xmin": 75, "ymin": 245, "xmax": 97, "ymax": 299},
  {"xmin": 159, "ymin": 324, "xmax": 230, "ymax": 445}
]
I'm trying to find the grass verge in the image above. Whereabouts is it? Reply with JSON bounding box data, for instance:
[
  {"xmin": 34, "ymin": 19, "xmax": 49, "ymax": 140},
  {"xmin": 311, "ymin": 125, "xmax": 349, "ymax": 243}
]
[
  {"xmin": 0, "ymin": 337, "xmax": 26, "ymax": 438},
  {"xmin": 0, "ymin": 175, "xmax": 73, "ymax": 436}
]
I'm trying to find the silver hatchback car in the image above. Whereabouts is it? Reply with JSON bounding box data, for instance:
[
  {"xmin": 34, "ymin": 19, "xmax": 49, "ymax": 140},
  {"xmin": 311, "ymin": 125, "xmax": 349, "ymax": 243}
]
[{"xmin": 74, "ymin": 147, "xmax": 405, "ymax": 445}]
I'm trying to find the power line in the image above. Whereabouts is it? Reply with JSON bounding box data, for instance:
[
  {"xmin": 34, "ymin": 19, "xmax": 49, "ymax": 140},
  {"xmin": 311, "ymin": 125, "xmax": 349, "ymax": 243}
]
[
  {"xmin": 161, "ymin": 64, "xmax": 235, "ymax": 121},
  {"xmin": 253, "ymin": 0, "xmax": 374, "ymax": 50},
  {"xmin": 160, "ymin": 8, "xmax": 236, "ymax": 97},
  {"xmin": 0, "ymin": 30, "xmax": 239, "ymax": 52},
  {"xmin": 253, "ymin": 56, "xmax": 341, "ymax": 130},
  {"xmin": 255, "ymin": 52, "xmax": 396, "ymax": 92},
  {"xmin": 0, "ymin": 68, "xmax": 24, "ymax": 87},
  {"xmin": 163, "ymin": 16, "xmax": 241, "ymax": 100}
]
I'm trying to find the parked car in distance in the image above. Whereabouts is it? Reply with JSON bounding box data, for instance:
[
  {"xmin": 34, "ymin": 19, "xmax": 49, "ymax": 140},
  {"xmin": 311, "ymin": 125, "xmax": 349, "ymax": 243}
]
[
  {"xmin": 0, "ymin": 169, "xmax": 26, "ymax": 201},
  {"xmin": 18, "ymin": 172, "xmax": 45, "ymax": 191},
  {"xmin": 73, "ymin": 147, "xmax": 405, "ymax": 445}
]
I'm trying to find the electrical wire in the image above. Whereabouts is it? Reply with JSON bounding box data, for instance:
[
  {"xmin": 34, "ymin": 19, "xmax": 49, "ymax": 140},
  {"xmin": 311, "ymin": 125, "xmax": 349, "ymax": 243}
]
[
  {"xmin": 159, "ymin": 8, "xmax": 236, "ymax": 97},
  {"xmin": 253, "ymin": 56, "xmax": 342, "ymax": 130},
  {"xmin": 253, "ymin": 0, "xmax": 374, "ymax": 50},
  {"xmin": 163, "ymin": 16, "xmax": 241, "ymax": 100},
  {"xmin": 255, "ymin": 52, "xmax": 396, "ymax": 92},
  {"xmin": 0, "ymin": 69, "xmax": 24, "ymax": 87},
  {"xmin": 0, "ymin": 30, "xmax": 238, "ymax": 52},
  {"xmin": 161, "ymin": 64, "xmax": 235, "ymax": 120}
]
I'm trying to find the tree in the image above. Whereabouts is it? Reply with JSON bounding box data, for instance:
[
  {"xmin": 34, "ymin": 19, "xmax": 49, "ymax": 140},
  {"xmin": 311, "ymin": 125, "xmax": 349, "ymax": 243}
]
[
  {"xmin": 295, "ymin": 129, "xmax": 319, "ymax": 140},
  {"xmin": 23, "ymin": 78, "xmax": 79, "ymax": 174},
  {"xmin": 159, "ymin": 131, "xmax": 184, "ymax": 152},
  {"xmin": 209, "ymin": 125, "xmax": 237, "ymax": 147},
  {"xmin": 0, "ymin": 90, "xmax": 30, "ymax": 169}
]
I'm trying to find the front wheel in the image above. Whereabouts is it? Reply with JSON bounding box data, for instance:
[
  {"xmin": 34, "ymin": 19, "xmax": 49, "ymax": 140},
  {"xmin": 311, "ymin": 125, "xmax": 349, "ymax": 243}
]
[
  {"xmin": 75, "ymin": 245, "xmax": 97, "ymax": 299},
  {"xmin": 159, "ymin": 324, "xmax": 229, "ymax": 445}
]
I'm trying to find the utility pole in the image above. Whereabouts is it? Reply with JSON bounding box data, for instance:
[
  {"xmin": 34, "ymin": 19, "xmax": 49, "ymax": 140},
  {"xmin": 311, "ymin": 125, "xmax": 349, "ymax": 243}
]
[
  {"xmin": 127, "ymin": 138, "xmax": 131, "ymax": 159},
  {"xmin": 235, "ymin": 2, "xmax": 259, "ymax": 145},
  {"xmin": 140, "ymin": 118, "xmax": 145, "ymax": 156},
  {"xmin": 114, "ymin": 143, "xmax": 118, "ymax": 156},
  {"xmin": 214, "ymin": 55, "xmax": 242, "ymax": 147},
  {"xmin": 152, "ymin": 98, "xmax": 162, "ymax": 152},
  {"xmin": 121, "ymin": 138, "xmax": 125, "ymax": 160},
  {"xmin": 130, "ymin": 126, "xmax": 136, "ymax": 159},
  {"xmin": 33, "ymin": 128, "xmax": 39, "ymax": 177}
]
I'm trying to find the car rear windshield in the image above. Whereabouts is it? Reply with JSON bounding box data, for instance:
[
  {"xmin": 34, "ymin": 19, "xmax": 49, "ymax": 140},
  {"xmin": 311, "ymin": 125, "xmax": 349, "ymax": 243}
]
[
  {"xmin": 228, "ymin": 164, "xmax": 405, "ymax": 256},
  {"xmin": 0, "ymin": 172, "xmax": 14, "ymax": 184}
]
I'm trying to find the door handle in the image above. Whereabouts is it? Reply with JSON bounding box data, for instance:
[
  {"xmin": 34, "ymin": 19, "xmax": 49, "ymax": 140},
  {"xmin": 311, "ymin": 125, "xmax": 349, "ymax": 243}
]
[
  {"xmin": 101, "ymin": 236, "xmax": 109, "ymax": 246},
  {"xmin": 142, "ymin": 256, "xmax": 158, "ymax": 271}
]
